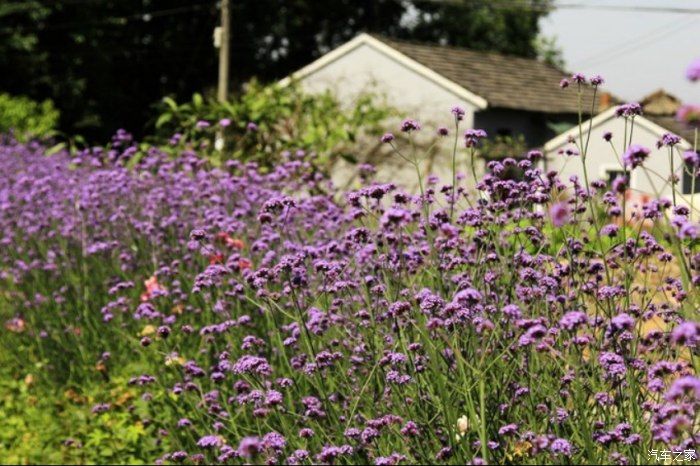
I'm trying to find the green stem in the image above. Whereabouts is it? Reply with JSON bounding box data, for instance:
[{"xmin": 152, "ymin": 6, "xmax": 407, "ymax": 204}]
[
  {"xmin": 478, "ymin": 377, "xmax": 488, "ymax": 462},
  {"xmin": 450, "ymin": 119, "xmax": 460, "ymax": 223}
]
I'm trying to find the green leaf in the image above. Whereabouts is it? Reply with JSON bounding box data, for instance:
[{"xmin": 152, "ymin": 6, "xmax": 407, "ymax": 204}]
[
  {"xmin": 192, "ymin": 93, "xmax": 203, "ymax": 108},
  {"xmin": 339, "ymin": 153, "xmax": 358, "ymax": 164},
  {"xmin": 126, "ymin": 151, "xmax": 144, "ymax": 170},
  {"xmin": 154, "ymin": 113, "xmax": 173, "ymax": 129},
  {"xmin": 44, "ymin": 142, "xmax": 66, "ymax": 156},
  {"xmin": 162, "ymin": 97, "xmax": 178, "ymax": 112}
]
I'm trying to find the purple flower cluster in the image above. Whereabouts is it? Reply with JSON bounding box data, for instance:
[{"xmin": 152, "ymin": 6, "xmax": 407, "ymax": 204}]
[
  {"xmin": 615, "ymin": 102, "xmax": 642, "ymax": 118},
  {"xmin": 400, "ymin": 118, "xmax": 421, "ymax": 133},
  {"xmin": 622, "ymin": 144, "xmax": 650, "ymax": 169},
  {"xmin": 464, "ymin": 129, "xmax": 487, "ymax": 148},
  {"xmin": 1, "ymin": 93, "xmax": 698, "ymax": 465}
]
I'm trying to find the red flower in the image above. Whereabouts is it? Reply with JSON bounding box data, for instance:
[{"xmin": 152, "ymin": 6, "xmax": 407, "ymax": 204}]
[
  {"xmin": 209, "ymin": 252, "xmax": 225, "ymax": 265},
  {"xmin": 215, "ymin": 232, "xmax": 245, "ymax": 250},
  {"xmin": 141, "ymin": 275, "xmax": 166, "ymax": 302},
  {"xmin": 238, "ymin": 258, "xmax": 252, "ymax": 270},
  {"xmin": 5, "ymin": 317, "xmax": 26, "ymax": 333}
]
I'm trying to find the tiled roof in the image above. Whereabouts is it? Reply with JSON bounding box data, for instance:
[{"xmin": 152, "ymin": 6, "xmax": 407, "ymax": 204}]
[
  {"xmin": 646, "ymin": 115, "xmax": 697, "ymax": 146},
  {"xmin": 636, "ymin": 90, "xmax": 694, "ymax": 144},
  {"xmin": 374, "ymin": 35, "xmax": 600, "ymax": 114},
  {"xmin": 640, "ymin": 89, "xmax": 682, "ymax": 116}
]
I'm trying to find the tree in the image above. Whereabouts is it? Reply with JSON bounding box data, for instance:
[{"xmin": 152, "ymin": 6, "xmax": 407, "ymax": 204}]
[
  {"xmin": 395, "ymin": 0, "xmax": 554, "ymax": 58},
  {"xmin": 0, "ymin": 0, "xmax": 555, "ymax": 140},
  {"xmin": 0, "ymin": 2, "xmax": 51, "ymax": 95},
  {"xmin": 1, "ymin": 0, "xmax": 221, "ymax": 140}
]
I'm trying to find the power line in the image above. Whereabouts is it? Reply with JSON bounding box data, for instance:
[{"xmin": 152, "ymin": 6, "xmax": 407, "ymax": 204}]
[
  {"xmin": 555, "ymin": 1, "xmax": 700, "ymax": 14},
  {"xmin": 580, "ymin": 16, "xmax": 698, "ymax": 67},
  {"xmin": 575, "ymin": 16, "xmax": 685, "ymax": 65},
  {"xmin": 411, "ymin": 0, "xmax": 700, "ymax": 14},
  {"xmin": 0, "ymin": 2, "xmax": 215, "ymax": 34},
  {"xmin": 415, "ymin": 0, "xmax": 700, "ymax": 68}
]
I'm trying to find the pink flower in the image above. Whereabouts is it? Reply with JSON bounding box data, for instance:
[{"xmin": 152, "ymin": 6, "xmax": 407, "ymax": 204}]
[
  {"xmin": 686, "ymin": 58, "xmax": 700, "ymax": 82},
  {"xmin": 140, "ymin": 276, "xmax": 167, "ymax": 302},
  {"xmin": 549, "ymin": 202, "xmax": 570, "ymax": 227},
  {"xmin": 677, "ymin": 104, "xmax": 700, "ymax": 126}
]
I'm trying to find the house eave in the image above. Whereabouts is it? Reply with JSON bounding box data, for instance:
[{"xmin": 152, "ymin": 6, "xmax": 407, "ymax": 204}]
[
  {"xmin": 278, "ymin": 33, "xmax": 489, "ymax": 111},
  {"xmin": 544, "ymin": 107, "xmax": 693, "ymax": 153}
]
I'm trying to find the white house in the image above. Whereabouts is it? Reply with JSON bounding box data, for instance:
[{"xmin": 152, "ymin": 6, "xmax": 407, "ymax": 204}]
[
  {"xmin": 282, "ymin": 33, "xmax": 600, "ymax": 189},
  {"xmin": 544, "ymin": 90, "xmax": 698, "ymax": 209}
]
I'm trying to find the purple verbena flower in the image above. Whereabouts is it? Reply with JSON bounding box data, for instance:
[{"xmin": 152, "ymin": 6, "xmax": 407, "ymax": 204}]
[
  {"xmin": 549, "ymin": 202, "xmax": 570, "ymax": 227},
  {"xmin": 622, "ymin": 144, "xmax": 650, "ymax": 169},
  {"xmin": 686, "ymin": 57, "xmax": 700, "ymax": 82},
  {"xmin": 571, "ymin": 73, "xmax": 586, "ymax": 84},
  {"xmin": 464, "ymin": 129, "xmax": 487, "ymax": 148},
  {"xmin": 550, "ymin": 438, "xmax": 573, "ymax": 456},
  {"xmin": 400, "ymin": 118, "xmax": 421, "ymax": 133},
  {"xmin": 451, "ymin": 106, "xmax": 465, "ymax": 121},
  {"xmin": 590, "ymin": 75, "xmax": 604, "ymax": 86}
]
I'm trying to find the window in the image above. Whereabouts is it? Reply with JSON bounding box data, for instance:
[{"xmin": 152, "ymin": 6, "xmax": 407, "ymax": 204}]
[
  {"xmin": 605, "ymin": 169, "xmax": 627, "ymax": 187},
  {"xmin": 496, "ymin": 128, "xmax": 512, "ymax": 137},
  {"xmin": 682, "ymin": 166, "xmax": 700, "ymax": 194}
]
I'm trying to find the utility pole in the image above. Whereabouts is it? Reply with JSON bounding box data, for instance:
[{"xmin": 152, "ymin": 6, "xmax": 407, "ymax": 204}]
[
  {"xmin": 216, "ymin": 0, "xmax": 230, "ymax": 103},
  {"xmin": 214, "ymin": 0, "xmax": 230, "ymax": 151}
]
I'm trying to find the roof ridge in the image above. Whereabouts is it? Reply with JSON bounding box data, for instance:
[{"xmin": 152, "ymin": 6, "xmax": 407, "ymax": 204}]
[
  {"xmin": 640, "ymin": 88, "xmax": 681, "ymax": 101},
  {"xmin": 367, "ymin": 33, "xmax": 567, "ymax": 75}
]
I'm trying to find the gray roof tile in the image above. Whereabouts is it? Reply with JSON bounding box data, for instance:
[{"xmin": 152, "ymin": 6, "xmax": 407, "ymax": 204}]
[{"xmin": 374, "ymin": 35, "xmax": 601, "ymax": 114}]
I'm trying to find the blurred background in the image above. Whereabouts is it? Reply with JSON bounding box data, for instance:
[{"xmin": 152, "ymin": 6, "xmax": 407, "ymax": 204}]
[
  {"xmin": 0, "ymin": 0, "xmax": 568, "ymax": 141},
  {"xmin": 0, "ymin": 0, "xmax": 697, "ymax": 142}
]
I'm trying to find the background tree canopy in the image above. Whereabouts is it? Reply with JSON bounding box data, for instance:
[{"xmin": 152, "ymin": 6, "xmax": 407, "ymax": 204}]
[{"xmin": 0, "ymin": 0, "xmax": 555, "ymax": 140}]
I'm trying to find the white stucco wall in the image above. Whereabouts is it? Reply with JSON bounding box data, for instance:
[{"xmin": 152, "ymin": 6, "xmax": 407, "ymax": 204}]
[
  {"xmin": 298, "ymin": 42, "xmax": 478, "ymax": 128},
  {"xmin": 545, "ymin": 116, "xmax": 695, "ymax": 208},
  {"xmin": 293, "ymin": 41, "xmax": 482, "ymax": 191}
]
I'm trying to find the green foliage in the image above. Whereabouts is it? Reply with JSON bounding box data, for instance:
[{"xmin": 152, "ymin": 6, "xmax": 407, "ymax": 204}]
[
  {"xmin": 534, "ymin": 34, "xmax": 565, "ymax": 68},
  {"xmin": 152, "ymin": 81, "xmax": 392, "ymax": 169},
  {"xmin": 547, "ymin": 120, "xmax": 576, "ymax": 135},
  {"xmin": 0, "ymin": 93, "xmax": 59, "ymax": 140},
  {"xmin": 405, "ymin": 0, "xmax": 554, "ymax": 59},
  {"xmin": 479, "ymin": 133, "xmax": 528, "ymax": 161},
  {"xmin": 0, "ymin": 362, "xmax": 165, "ymax": 465},
  {"xmin": 0, "ymin": 2, "xmax": 50, "ymax": 94}
]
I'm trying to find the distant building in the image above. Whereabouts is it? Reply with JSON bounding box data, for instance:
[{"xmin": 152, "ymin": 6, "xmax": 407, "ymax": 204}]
[
  {"xmin": 544, "ymin": 89, "xmax": 696, "ymax": 207},
  {"xmin": 282, "ymin": 33, "xmax": 604, "ymax": 188}
]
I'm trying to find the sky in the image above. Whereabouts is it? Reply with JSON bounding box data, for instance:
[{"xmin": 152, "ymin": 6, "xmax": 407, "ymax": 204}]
[{"xmin": 540, "ymin": 0, "xmax": 700, "ymax": 103}]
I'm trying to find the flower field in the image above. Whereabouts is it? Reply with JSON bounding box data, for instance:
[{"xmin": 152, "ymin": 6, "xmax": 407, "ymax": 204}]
[{"xmin": 0, "ymin": 76, "xmax": 699, "ymax": 465}]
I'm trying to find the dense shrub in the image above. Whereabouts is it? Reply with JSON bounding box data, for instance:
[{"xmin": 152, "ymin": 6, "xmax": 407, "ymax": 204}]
[
  {"xmin": 0, "ymin": 75, "xmax": 699, "ymax": 465},
  {"xmin": 151, "ymin": 81, "xmax": 391, "ymax": 170},
  {"xmin": 0, "ymin": 93, "xmax": 59, "ymax": 141},
  {"xmin": 0, "ymin": 368, "xmax": 165, "ymax": 464}
]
